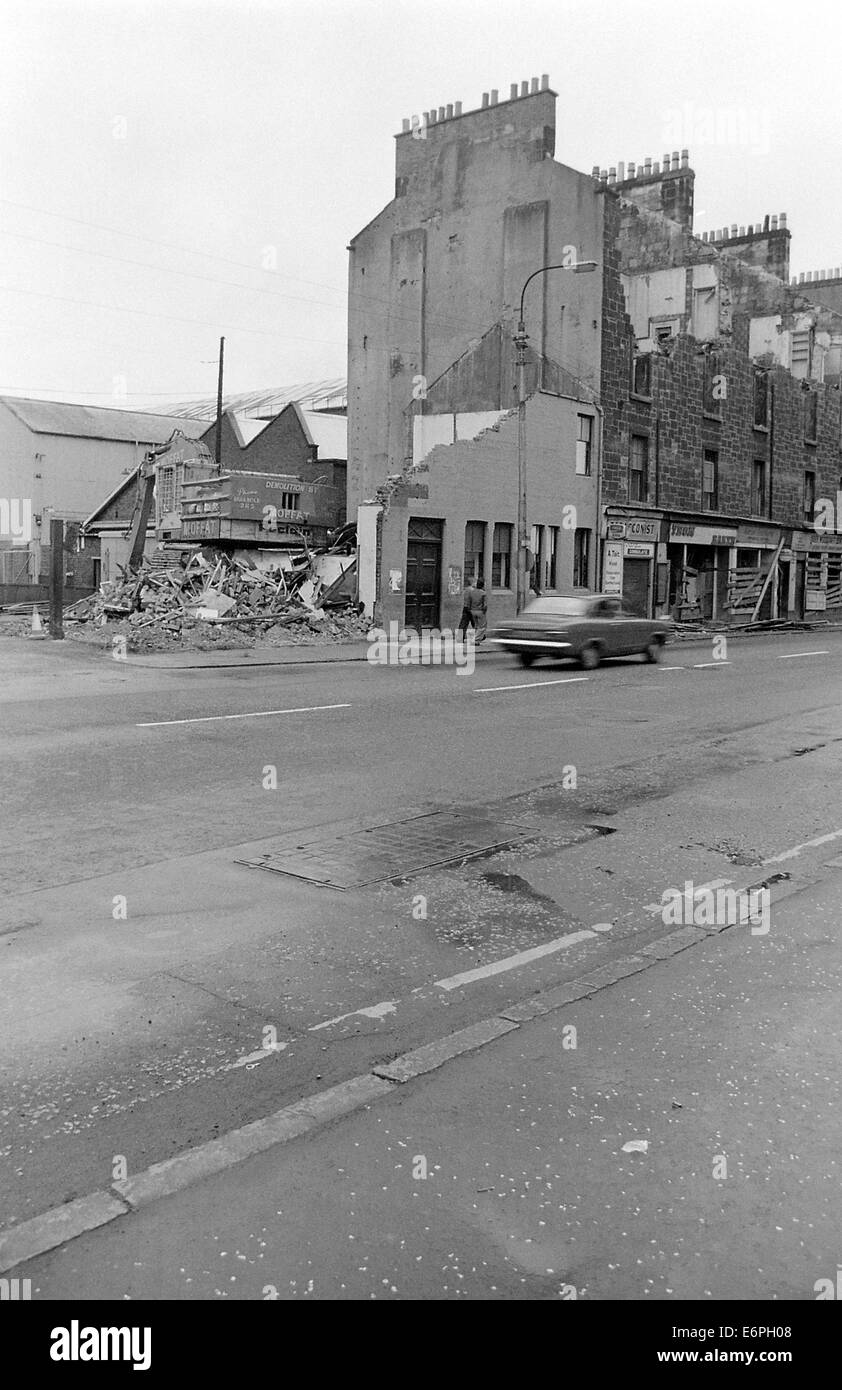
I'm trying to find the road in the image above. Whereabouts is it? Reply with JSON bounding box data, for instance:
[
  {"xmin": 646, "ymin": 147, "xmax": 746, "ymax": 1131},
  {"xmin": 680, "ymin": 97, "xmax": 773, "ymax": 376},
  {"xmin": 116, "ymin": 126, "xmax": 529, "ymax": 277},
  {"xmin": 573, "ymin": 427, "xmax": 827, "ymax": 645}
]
[{"xmin": 1, "ymin": 628, "xmax": 841, "ymax": 1283}]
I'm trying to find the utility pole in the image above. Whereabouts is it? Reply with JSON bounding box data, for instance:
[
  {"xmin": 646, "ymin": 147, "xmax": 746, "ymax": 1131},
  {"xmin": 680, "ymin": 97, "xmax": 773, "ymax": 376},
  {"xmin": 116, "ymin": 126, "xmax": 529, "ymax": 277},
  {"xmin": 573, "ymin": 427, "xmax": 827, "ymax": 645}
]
[
  {"xmin": 49, "ymin": 517, "xmax": 64, "ymax": 639},
  {"xmin": 215, "ymin": 335, "xmax": 225, "ymax": 467},
  {"xmin": 514, "ymin": 260, "xmax": 598, "ymax": 613}
]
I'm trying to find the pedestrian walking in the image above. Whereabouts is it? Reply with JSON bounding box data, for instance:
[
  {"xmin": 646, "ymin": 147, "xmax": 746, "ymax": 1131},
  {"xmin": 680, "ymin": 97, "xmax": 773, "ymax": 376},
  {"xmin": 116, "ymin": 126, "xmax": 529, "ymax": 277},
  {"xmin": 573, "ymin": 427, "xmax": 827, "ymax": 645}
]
[{"xmin": 459, "ymin": 577, "xmax": 487, "ymax": 640}]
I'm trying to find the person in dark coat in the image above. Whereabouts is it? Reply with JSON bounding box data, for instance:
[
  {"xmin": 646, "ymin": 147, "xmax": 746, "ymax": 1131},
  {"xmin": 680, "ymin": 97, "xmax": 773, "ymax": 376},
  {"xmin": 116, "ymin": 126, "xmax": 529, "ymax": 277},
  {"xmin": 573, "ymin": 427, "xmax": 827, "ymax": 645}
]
[{"xmin": 459, "ymin": 577, "xmax": 487, "ymax": 639}]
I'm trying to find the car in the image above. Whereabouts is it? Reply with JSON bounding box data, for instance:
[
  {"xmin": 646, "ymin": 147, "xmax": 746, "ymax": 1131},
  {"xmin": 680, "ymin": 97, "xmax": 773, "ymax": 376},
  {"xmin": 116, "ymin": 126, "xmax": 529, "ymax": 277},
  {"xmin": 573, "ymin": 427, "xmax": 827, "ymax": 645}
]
[{"xmin": 488, "ymin": 592, "xmax": 673, "ymax": 669}]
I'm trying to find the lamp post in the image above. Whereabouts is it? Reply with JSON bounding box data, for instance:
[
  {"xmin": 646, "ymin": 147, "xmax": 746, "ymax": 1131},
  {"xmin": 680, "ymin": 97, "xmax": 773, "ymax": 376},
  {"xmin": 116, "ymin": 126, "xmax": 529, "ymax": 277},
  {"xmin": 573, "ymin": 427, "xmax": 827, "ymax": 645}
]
[{"xmin": 514, "ymin": 260, "xmax": 597, "ymax": 612}]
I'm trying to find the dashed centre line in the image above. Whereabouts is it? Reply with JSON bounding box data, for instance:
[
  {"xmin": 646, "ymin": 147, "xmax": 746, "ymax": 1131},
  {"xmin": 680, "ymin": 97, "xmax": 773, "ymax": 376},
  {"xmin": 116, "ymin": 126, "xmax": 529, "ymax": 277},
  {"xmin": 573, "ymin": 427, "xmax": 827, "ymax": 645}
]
[
  {"xmin": 474, "ymin": 677, "xmax": 589, "ymax": 694},
  {"xmin": 777, "ymin": 651, "xmax": 829, "ymax": 659},
  {"xmin": 137, "ymin": 703, "xmax": 352, "ymax": 727}
]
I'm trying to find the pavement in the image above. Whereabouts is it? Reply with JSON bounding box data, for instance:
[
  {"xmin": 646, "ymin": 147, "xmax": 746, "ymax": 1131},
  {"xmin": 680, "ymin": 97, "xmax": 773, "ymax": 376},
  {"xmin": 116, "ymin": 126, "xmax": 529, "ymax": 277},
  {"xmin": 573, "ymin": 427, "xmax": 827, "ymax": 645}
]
[
  {"xmin": 1, "ymin": 626, "xmax": 841, "ymax": 1298},
  {"xmin": 6, "ymin": 873, "xmax": 840, "ymax": 1300}
]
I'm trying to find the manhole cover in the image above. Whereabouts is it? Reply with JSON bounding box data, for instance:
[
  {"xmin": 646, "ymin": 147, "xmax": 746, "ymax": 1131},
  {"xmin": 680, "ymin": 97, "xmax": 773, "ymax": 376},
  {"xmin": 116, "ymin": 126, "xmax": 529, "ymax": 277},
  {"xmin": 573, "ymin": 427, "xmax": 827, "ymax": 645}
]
[{"xmin": 236, "ymin": 811, "xmax": 538, "ymax": 889}]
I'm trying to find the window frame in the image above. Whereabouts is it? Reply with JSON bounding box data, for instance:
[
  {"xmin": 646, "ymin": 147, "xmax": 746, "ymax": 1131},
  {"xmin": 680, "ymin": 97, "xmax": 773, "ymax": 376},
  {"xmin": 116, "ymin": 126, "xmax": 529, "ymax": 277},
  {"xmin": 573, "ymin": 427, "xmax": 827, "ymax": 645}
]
[
  {"xmin": 575, "ymin": 414, "xmax": 593, "ymax": 476},
  {"xmin": 702, "ymin": 449, "xmax": 719, "ymax": 512},
  {"xmin": 491, "ymin": 521, "xmax": 513, "ymax": 590},
  {"xmin": 628, "ymin": 433, "xmax": 649, "ymax": 504}
]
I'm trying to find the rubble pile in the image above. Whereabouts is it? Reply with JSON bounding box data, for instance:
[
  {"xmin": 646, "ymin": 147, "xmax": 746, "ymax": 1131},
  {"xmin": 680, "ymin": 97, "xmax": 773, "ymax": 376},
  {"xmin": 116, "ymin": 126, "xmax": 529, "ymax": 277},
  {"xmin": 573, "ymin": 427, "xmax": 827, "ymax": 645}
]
[{"xmin": 64, "ymin": 548, "xmax": 365, "ymax": 648}]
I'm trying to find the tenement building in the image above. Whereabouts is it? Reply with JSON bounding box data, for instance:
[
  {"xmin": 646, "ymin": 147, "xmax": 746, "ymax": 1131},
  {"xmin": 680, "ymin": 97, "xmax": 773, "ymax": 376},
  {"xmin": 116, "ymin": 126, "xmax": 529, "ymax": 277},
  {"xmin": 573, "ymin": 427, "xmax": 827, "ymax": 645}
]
[{"xmin": 348, "ymin": 78, "xmax": 842, "ymax": 627}]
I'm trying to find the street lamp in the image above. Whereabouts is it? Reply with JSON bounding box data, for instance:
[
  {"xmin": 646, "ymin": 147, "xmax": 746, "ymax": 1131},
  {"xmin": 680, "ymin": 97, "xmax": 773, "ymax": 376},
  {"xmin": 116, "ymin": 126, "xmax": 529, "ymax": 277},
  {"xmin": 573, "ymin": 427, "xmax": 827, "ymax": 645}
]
[{"xmin": 514, "ymin": 260, "xmax": 597, "ymax": 612}]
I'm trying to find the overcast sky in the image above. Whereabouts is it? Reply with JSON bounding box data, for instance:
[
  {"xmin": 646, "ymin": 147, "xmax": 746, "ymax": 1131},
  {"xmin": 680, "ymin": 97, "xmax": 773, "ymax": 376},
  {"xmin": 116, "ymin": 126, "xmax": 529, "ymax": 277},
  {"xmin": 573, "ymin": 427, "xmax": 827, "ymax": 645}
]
[{"xmin": 0, "ymin": 0, "xmax": 839, "ymax": 411}]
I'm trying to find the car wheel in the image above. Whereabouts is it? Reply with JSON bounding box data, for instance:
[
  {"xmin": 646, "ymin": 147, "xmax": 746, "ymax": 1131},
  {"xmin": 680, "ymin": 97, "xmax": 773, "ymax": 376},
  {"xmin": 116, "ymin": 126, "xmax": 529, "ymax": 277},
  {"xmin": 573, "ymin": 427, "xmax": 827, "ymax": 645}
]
[
  {"xmin": 579, "ymin": 643, "xmax": 601, "ymax": 670},
  {"xmin": 518, "ymin": 651, "xmax": 536, "ymax": 668},
  {"xmin": 644, "ymin": 638, "xmax": 663, "ymax": 663}
]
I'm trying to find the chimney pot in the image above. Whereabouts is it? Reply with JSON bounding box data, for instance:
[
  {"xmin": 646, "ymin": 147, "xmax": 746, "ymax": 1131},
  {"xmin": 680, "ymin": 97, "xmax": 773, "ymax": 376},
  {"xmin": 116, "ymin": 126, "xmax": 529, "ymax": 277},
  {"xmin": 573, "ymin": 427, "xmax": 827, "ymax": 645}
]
[
  {"xmin": 770, "ymin": 215, "xmax": 778, "ymax": 230},
  {"xmin": 446, "ymin": 103, "xmax": 453, "ymax": 118},
  {"xmin": 609, "ymin": 166, "xmax": 616, "ymax": 182},
  {"xmin": 401, "ymin": 118, "xmax": 410, "ymax": 133},
  {"xmin": 653, "ymin": 161, "xmax": 660, "ymax": 175},
  {"xmin": 747, "ymin": 225, "xmax": 753, "ymax": 235},
  {"xmin": 437, "ymin": 106, "xmax": 444, "ymax": 120},
  {"xmin": 731, "ymin": 223, "xmax": 738, "ymax": 237},
  {"xmin": 490, "ymin": 89, "xmax": 498, "ymax": 104},
  {"xmin": 428, "ymin": 108, "xmax": 437, "ymax": 123},
  {"xmin": 617, "ymin": 160, "xmax": 625, "ymax": 180},
  {"xmin": 455, "ymin": 101, "xmax": 462, "ymax": 116},
  {"xmin": 481, "ymin": 93, "xmax": 489, "ymax": 109},
  {"xmin": 779, "ymin": 212, "xmax": 787, "ymax": 228},
  {"xmin": 739, "ymin": 226, "xmax": 745, "ymax": 237},
  {"xmin": 681, "ymin": 149, "xmax": 689, "ymax": 167},
  {"xmin": 820, "ymin": 269, "xmax": 827, "ymax": 280},
  {"xmin": 701, "ymin": 231, "xmax": 707, "ymax": 242},
  {"xmin": 540, "ymin": 73, "xmax": 549, "ymax": 89},
  {"xmin": 521, "ymin": 80, "xmax": 529, "ymax": 97},
  {"xmin": 628, "ymin": 161, "xmax": 636, "ymax": 177},
  {"xmin": 644, "ymin": 157, "xmax": 652, "ymax": 174},
  {"xmin": 799, "ymin": 272, "xmax": 805, "ymax": 283},
  {"xmin": 510, "ymin": 83, "xmax": 518, "ymax": 100},
  {"xmin": 672, "ymin": 150, "xmax": 680, "ymax": 168},
  {"xmin": 662, "ymin": 153, "xmax": 670, "ymax": 168},
  {"xmin": 807, "ymin": 271, "xmax": 813, "ymax": 281},
  {"xmin": 531, "ymin": 77, "xmax": 539, "ymax": 93},
  {"xmin": 591, "ymin": 165, "xmax": 600, "ymax": 178}
]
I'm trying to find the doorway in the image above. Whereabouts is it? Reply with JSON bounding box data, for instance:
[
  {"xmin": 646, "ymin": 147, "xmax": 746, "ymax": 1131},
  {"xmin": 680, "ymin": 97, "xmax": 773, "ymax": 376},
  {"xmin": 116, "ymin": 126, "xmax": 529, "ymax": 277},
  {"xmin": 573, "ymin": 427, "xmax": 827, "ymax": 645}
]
[
  {"xmin": 623, "ymin": 557, "xmax": 650, "ymax": 616},
  {"xmin": 405, "ymin": 518, "xmax": 443, "ymax": 631}
]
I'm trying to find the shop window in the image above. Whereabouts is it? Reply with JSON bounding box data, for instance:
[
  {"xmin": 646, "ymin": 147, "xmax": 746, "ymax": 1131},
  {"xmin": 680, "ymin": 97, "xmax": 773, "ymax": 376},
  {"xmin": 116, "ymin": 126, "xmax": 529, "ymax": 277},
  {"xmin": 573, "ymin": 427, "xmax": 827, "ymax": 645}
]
[
  {"xmin": 803, "ymin": 471, "xmax": 816, "ymax": 524},
  {"xmin": 631, "ymin": 353, "xmax": 652, "ymax": 399},
  {"xmin": 491, "ymin": 523, "xmax": 513, "ymax": 589},
  {"xmin": 752, "ymin": 461, "xmax": 766, "ymax": 516},
  {"xmin": 575, "ymin": 415, "xmax": 593, "ymax": 475},
  {"xmin": 280, "ymin": 492, "xmax": 300, "ymax": 512},
  {"xmin": 753, "ymin": 372, "xmax": 769, "ymax": 429},
  {"xmin": 530, "ymin": 525, "xmax": 544, "ymax": 591},
  {"xmin": 629, "ymin": 434, "xmax": 649, "ymax": 503},
  {"xmin": 573, "ymin": 528, "xmax": 591, "ymax": 588},
  {"xmin": 464, "ymin": 520, "xmax": 485, "ymax": 583},
  {"xmin": 804, "ymin": 391, "xmax": 818, "ymax": 443},
  {"xmin": 702, "ymin": 450, "xmax": 719, "ymax": 511}
]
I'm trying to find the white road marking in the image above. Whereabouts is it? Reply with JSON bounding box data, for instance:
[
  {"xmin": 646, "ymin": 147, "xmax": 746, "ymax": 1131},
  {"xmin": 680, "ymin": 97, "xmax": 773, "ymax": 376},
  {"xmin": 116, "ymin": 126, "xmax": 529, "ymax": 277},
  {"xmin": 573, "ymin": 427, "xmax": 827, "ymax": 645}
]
[
  {"xmin": 310, "ymin": 1001, "xmax": 398, "ymax": 1031},
  {"xmin": 642, "ymin": 877, "xmax": 733, "ymax": 914},
  {"xmin": 763, "ymin": 828, "xmax": 842, "ymax": 865},
  {"xmin": 692, "ymin": 661, "xmax": 730, "ymax": 668},
  {"xmin": 474, "ymin": 677, "xmax": 589, "ymax": 694},
  {"xmin": 777, "ymin": 650, "xmax": 829, "ymax": 659},
  {"xmin": 226, "ymin": 1042, "xmax": 288, "ymax": 1071},
  {"xmin": 137, "ymin": 702, "xmax": 352, "ymax": 728},
  {"xmin": 433, "ymin": 930, "xmax": 596, "ymax": 990},
  {"xmin": 660, "ymin": 665, "xmax": 686, "ymax": 670}
]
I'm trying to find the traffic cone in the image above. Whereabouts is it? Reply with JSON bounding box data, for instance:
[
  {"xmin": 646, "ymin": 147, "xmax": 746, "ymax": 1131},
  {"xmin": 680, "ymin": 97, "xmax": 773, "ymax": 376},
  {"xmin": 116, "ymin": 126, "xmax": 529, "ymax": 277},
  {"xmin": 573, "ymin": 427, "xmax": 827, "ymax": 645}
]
[{"xmin": 30, "ymin": 606, "xmax": 44, "ymax": 635}]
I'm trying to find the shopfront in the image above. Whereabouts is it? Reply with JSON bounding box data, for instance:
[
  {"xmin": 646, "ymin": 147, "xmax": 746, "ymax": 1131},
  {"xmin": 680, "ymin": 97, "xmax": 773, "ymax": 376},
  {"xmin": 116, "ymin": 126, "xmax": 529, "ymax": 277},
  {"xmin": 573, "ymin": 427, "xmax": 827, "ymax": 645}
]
[
  {"xmin": 667, "ymin": 521, "xmax": 738, "ymax": 622},
  {"xmin": 790, "ymin": 529, "xmax": 842, "ymax": 619},
  {"xmin": 602, "ymin": 515, "xmax": 664, "ymax": 616}
]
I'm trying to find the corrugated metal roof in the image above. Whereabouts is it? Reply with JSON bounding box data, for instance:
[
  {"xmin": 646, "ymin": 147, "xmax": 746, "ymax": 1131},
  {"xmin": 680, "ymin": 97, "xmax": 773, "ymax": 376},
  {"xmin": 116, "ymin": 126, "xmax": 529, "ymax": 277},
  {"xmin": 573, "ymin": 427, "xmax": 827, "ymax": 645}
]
[
  {"xmin": 162, "ymin": 379, "xmax": 347, "ymax": 420},
  {"xmin": 1, "ymin": 395, "xmax": 208, "ymax": 443},
  {"xmin": 300, "ymin": 409, "xmax": 347, "ymax": 460}
]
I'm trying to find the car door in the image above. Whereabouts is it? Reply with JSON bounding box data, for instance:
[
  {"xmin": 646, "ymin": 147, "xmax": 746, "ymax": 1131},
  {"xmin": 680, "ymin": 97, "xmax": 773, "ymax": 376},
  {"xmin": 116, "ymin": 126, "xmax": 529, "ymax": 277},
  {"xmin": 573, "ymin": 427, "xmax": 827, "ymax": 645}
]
[{"xmin": 593, "ymin": 597, "xmax": 622, "ymax": 655}]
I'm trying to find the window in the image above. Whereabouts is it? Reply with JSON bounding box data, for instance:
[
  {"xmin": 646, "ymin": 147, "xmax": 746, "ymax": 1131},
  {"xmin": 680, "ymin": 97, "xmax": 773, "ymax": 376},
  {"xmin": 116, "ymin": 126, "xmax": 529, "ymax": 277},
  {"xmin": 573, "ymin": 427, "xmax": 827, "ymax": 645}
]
[
  {"xmin": 803, "ymin": 471, "xmax": 816, "ymax": 523},
  {"xmin": 280, "ymin": 491, "xmax": 300, "ymax": 512},
  {"xmin": 703, "ymin": 353, "xmax": 723, "ymax": 416},
  {"xmin": 753, "ymin": 372, "xmax": 769, "ymax": 429},
  {"xmin": 155, "ymin": 463, "xmax": 184, "ymax": 522},
  {"xmin": 752, "ymin": 461, "xmax": 766, "ymax": 516},
  {"xmin": 632, "ymin": 353, "xmax": 652, "ymax": 398},
  {"xmin": 573, "ymin": 528, "xmax": 591, "ymax": 588},
  {"xmin": 530, "ymin": 525, "xmax": 544, "ymax": 590},
  {"xmin": 629, "ymin": 434, "xmax": 649, "ymax": 503},
  {"xmin": 576, "ymin": 415, "xmax": 593, "ymax": 475},
  {"xmin": 804, "ymin": 391, "xmax": 818, "ymax": 442},
  {"xmin": 547, "ymin": 526, "xmax": 559, "ymax": 589},
  {"xmin": 491, "ymin": 523, "xmax": 513, "ymax": 588},
  {"xmin": 464, "ymin": 520, "xmax": 485, "ymax": 583},
  {"xmin": 702, "ymin": 449, "xmax": 719, "ymax": 511}
]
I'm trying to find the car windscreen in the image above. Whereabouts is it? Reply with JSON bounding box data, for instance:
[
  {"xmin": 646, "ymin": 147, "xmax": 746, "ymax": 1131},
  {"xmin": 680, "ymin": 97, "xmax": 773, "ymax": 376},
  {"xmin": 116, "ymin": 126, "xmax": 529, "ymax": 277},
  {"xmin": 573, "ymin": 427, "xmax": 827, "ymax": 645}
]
[{"xmin": 522, "ymin": 597, "xmax": 590, "ymax": 617}]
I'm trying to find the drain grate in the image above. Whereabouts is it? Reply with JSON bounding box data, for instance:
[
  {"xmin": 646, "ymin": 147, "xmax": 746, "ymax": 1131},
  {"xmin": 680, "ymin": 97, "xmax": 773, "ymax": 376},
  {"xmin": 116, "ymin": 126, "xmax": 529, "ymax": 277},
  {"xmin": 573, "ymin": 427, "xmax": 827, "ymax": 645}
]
[{"xmin": 236, "ymin": 811, "xmax": 539, "ymax": 889}]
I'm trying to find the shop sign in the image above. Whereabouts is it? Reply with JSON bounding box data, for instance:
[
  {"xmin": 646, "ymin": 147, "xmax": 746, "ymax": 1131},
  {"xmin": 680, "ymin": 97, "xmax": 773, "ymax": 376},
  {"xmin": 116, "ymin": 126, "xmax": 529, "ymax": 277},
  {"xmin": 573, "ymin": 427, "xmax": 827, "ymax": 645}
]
[
  {"xmin": 791, "ymin": 529, "xmax": 842, "ymax": 552},
  {"xmin": 625, "ymin": 519, "xmax": 660, "ymax": 541},
  {"xmin": 624, "ymin": 543, "xmax": 654, "ymax": 558},
  {"xmin": 181, "ymin": 516, "xmax": 221, "ymax": 540},
  {"xmin": 737, "ymin": 524, "xmax": 777, "ymax": 547},
  {"xmin": 603, "ymin": 542, "xmax": 623, "ymax": 594},
  {"xmin": 607, "ymin": 522, "xmax": 626, "ymax": 539},
  {"xmin": 669, "ymin": 523, "xmax": 737, "ymax": 546}
]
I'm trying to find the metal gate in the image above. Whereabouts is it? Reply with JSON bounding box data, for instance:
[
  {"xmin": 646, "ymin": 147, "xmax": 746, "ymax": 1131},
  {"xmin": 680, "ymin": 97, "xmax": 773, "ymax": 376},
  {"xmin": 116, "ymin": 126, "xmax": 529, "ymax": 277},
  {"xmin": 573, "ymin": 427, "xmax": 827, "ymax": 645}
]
[{"xmin": 405, "ymin": 518, "xmax": 442, "ymax": 630}]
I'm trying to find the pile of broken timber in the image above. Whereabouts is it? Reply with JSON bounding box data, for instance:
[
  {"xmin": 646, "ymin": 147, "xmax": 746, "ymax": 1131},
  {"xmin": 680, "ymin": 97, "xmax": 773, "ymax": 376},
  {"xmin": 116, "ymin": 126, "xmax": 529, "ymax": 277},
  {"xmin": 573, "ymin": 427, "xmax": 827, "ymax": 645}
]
[{"xmin": 64, "ymin": 548, "xmax": 354, "ymax": 637}]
